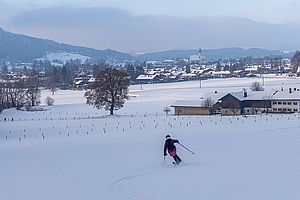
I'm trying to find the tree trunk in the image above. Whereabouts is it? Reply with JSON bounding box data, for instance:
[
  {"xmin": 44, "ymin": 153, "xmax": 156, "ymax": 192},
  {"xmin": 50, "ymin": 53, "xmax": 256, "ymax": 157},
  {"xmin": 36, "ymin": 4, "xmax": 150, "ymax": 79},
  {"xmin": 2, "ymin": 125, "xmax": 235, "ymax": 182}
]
[
  {"xmin": 110, "ymin": 91, "xmax": 115, "ymax": 115},
  {"xmin": 110, "ymin": 105, "xmax": 114, "ymax": 115}
]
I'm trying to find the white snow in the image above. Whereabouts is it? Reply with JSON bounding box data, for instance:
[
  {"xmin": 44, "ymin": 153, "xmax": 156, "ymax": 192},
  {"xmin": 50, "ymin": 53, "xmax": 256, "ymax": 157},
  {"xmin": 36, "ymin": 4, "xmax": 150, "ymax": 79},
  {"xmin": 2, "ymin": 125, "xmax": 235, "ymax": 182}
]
[
  {"xmin": 172, "ymin": 100, "xmax": 203, "ymax": 107},
  {"xmin": 37, "ymin": 52, "xmax": 90, "ymax": 65},
  {"xmin": 136, "ymin": 74, "xmax": 158, "ymax": 80},
  {"xmin": 212, "ymin": 71, "xmax": 231, "ymax": 75},
  {"xmin": 1, "ymin": 77, "xmax": 300, "ymax": 200}
]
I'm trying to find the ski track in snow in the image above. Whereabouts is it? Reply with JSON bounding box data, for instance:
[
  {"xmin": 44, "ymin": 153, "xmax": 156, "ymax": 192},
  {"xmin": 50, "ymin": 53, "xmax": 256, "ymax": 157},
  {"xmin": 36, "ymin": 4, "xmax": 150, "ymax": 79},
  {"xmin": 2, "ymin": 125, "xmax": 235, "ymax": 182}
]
[
  {"xmin": 110, "ymin": 169, "xmax": 162, "ymax": 200},
  {"xmin": 110, "ymin": 162, "xmax": 198, "ymax": 200},
  {"xmin": 265, "ymin": 129, "xmax": 300, "ymax": 139},
  {"xmin": 265, "ymin": 125, "xmax": 300, "ymax": 139}
]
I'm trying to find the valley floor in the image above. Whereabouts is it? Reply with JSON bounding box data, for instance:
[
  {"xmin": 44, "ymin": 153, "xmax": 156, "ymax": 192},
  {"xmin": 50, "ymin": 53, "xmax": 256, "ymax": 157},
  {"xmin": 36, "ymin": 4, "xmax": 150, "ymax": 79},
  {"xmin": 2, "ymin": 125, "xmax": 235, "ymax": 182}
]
[{"xmin": 1, "ymin": 77, "xmax": 300, "ymax": 200}]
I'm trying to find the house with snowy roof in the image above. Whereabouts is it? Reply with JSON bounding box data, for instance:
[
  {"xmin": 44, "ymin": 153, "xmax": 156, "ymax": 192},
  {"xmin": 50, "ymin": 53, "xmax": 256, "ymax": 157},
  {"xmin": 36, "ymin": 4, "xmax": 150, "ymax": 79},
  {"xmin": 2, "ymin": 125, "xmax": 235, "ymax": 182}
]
[
  {"xmin": 179, "ymin": 73, "xmax": 198, "ymax": 80},
  {"xmin": 171, "ymin": 88, "xmax": 300, "ymax": 116},
  {"xmin": 271, "ymin": 88, "xmax": 300, "ymax": 113},
  {"xmin": 211, "ymin": 71, "xmax": 231, "ymax": 78},
  {"xmin": 218, "ymin": 89, "xmax": 300, "ymax": 115},
  {"xmin": 217, "ymin": 90, "xmax": 273, "ymax": 115},
  {"xmin": 171, "ymin": 100, "xmax": 210, "ymax": 115},
  {"xmin": 135, "ymin": 74, "xmax": 160, "ymax": 84}
]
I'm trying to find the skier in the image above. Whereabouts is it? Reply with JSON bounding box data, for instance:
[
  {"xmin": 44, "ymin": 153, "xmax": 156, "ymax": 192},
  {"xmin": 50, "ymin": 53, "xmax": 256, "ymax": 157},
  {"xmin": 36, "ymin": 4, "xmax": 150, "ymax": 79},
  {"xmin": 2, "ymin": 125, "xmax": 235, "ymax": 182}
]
[{"xmin": 163, "ymin": 135, "xmax": 182, "ymax": 165}]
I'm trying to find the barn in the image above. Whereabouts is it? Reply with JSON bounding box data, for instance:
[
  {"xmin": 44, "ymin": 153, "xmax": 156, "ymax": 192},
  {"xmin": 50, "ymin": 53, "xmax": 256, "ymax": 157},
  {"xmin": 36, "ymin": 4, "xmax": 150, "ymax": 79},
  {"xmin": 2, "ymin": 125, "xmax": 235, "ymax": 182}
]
[
  {"xmin": 171, "ymin": 89, "xmax": 300, "ymax": 116},
  {"xmin": 218, "ymin": 91, "xmax": 273, "ymax": 115},
  {"xmin": 218, "ymin": 93, "xmax": 242, "ymax": 115},
  {"xmin": 171, "ymin": 101, "xmax": 210, "ymax": 115}
]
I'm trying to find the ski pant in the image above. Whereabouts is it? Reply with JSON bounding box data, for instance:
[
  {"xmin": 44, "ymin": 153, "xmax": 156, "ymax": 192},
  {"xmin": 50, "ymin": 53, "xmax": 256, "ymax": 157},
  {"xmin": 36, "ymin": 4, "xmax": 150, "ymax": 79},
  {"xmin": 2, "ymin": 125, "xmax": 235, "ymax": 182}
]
[{"xmin": 173, "ymin": 155, "xmax": 182, "ymax": 164}]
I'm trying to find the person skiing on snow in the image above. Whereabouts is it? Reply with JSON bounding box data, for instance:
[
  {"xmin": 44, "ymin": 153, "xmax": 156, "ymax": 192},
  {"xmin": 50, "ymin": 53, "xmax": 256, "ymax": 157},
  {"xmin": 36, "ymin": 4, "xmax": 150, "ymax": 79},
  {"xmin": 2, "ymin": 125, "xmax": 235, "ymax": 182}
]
[{"xmin": 164, "ymin": 135, "xmax": 182, "ymax": 165}]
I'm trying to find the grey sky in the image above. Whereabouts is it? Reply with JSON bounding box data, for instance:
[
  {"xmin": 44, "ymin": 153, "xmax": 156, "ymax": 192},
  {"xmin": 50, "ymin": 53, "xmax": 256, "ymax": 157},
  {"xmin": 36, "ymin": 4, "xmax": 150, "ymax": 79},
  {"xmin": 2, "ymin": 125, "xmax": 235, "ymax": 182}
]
[
  {"xmin": 1, "ymin": 0, "xmax": 300, "ymax": 24},
  {"xmin": 1, "ymin": 0, "xmax": 300, "ymax": 52}
]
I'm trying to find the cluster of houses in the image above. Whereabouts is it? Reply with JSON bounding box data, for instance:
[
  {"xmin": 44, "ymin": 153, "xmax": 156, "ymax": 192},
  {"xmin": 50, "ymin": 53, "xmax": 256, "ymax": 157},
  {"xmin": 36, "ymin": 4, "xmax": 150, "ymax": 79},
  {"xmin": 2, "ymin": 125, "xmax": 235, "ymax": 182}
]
[
  {"xmin": 172, "ymin": 88, "xmax": 300, "ymax": 116},
  {"xmin": 134, "ymin": 67, "xmax": 237, "ymax": 84},
  {"xmin": 134, "ymin": 63, "xmax": 299, "ymax": 85},
  {"xmin": 1, "ymin": 54, "xmax": 299, "ymax": 89}
]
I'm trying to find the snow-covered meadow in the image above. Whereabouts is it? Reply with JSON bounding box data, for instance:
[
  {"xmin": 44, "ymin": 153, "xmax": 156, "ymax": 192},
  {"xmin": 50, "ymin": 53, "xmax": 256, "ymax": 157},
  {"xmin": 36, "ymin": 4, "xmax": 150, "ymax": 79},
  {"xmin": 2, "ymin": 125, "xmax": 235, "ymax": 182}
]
[{"xmin": 1, "ymin": 77, "xmax": 300, "ymax": 200}]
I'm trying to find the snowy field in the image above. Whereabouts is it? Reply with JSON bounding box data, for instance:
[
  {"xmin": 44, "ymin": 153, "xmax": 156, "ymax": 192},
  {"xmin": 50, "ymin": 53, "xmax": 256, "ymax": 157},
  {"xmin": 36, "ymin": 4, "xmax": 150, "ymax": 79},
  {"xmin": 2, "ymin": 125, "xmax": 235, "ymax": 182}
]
[{"xmin": 1, "ymin": 77, "xmax": 300, "ymax": 200}]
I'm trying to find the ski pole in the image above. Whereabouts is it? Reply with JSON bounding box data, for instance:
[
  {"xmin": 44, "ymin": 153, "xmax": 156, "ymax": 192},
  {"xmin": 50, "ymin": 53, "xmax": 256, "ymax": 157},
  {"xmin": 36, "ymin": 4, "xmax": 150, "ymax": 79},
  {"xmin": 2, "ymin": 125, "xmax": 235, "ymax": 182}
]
[{"xmin": 179, "ymin": 143, "xmax": 195, "ymax": 155}]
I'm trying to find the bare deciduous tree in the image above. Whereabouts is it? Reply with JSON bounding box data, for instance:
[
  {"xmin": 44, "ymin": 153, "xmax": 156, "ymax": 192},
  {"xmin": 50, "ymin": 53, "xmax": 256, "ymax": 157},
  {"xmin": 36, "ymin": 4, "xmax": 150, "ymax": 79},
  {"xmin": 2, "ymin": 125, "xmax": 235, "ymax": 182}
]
[
  {"xmin": 26, "ymin": 87, "xmax": 41, "ymax": 106},
  {"xmin": 0, "ymin": 80, "xmax": 41, "ymax": 112},
  {"xmin": 45, "ymin": 97, "xmax": 55, "ymax": 106},
  {"xmin": 0, "ymin": 85, "xmax": 6, "ymax": 112},
  {"xmin": 3, "ymin": 82, "xmax": 27, "ymax": 108},
  {"xmin": 85, "ymin": 68, "xmax": 130, "ymax": 115},
  {"xmin": 291, "ymin": 51, "xmax": 300, "ymax": 74},
  {"xmin": 163, "ymin": 106, "xmax": 171, "ymax": 116},
  {"xmin": 202, "ymin": 97, "xmax": 214, "ymax": 107},
  {"xmin": 250, "ymin": 81, "xmax": 264, "ymax": 91}
]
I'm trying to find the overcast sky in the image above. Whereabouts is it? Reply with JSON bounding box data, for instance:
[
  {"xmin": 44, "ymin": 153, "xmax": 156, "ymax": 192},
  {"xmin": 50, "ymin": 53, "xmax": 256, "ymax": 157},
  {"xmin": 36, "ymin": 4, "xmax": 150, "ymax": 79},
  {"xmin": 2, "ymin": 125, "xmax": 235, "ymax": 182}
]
[
  {"xmin": 1, "ymin": 0, "xmax": 300, "ymax": 52},
  {"xmin": 1, "ymin": 0, "xmax": 300, "ymax": 24}
]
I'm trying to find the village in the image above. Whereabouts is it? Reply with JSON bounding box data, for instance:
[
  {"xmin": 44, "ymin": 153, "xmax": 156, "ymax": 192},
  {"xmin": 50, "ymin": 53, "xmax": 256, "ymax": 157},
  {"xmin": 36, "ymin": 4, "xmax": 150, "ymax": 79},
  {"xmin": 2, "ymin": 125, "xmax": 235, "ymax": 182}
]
[
  {"xmin": 1, "ymin": 50, "xmax": 300, "ymax": 90},
  {"xmin": 1, "ymin": 50, "xmax": 300, "ymax": 115}
]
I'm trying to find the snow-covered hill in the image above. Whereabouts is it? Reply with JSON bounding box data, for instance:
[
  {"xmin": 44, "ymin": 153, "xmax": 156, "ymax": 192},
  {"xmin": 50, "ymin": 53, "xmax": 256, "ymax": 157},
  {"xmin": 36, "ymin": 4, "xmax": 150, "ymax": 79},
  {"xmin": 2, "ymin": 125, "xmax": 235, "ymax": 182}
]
[
  {"xmin": 1, "ymin": 78, "xmax": 300, "ymax": 200},
  {"xmin": 37, "ymin": 52, "xmax": 90, "ymax": 66},
  {"xmin": 0, "ymin": 27, "xmax": 133, "ymax": 63}
]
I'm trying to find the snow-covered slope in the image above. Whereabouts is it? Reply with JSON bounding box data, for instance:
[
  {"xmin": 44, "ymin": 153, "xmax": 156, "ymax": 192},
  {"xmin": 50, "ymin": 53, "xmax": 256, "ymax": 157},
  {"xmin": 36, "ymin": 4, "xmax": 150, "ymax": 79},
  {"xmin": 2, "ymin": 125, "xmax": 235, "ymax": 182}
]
[
  {"xmin": 1, "ymin": 77, "xmax": 300, "ymax": 200},
  {"xmin": 37, "ymin": 52, "xmax": 90, "ymax": 66}
]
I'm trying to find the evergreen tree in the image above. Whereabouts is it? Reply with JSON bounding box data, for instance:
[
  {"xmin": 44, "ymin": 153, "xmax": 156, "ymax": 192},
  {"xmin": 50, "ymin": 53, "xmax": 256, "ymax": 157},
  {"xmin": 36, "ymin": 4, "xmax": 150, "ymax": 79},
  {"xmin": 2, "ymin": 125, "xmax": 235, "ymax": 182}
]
[
  {"xmin": 135, "ymin": 65, "xmax": 145, "ymax": 77},
  {"xmin": 291, "ymin": 51, "xmax": 300, "ymax": 74},
  {"xmin": 126, "ymin": 64, "xmax": 135, "ymax": 80}
]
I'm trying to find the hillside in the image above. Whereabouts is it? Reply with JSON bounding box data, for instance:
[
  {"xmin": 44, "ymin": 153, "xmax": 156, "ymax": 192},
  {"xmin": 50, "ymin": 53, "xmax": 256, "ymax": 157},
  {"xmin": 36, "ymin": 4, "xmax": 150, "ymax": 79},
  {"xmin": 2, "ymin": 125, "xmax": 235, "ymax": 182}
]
[
  {"xmin": 0, "ymin": 27, "xmax": 292, "ymax": 63},
  {"xmin": 0, "ymin": 27, "xmax": 132, "ymax": 63},
  {"xmin": 136, "ymin": 48, "xmax": 284, "ymax": 61}
]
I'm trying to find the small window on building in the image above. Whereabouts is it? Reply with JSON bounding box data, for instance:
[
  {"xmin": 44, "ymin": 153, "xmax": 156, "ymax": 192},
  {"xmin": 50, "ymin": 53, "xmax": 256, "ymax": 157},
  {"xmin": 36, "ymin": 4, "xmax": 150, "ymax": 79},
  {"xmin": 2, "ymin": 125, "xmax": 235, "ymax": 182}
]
[
  {"xmin": 288, "ymin": 109, "xmax": 292, "ymax": 112},
  {"xmin": 283, "ymin": 108, "xmax": 287, "ymax": 111},
  {"xmin": 293, "ymin": 102, "xmax": 298, "ymax": 105},
  {"xmin": 273, "ymin": 108, "xmax": 277, "ymax": 111},
  {"xmin": 278, "ymin": 108, "xmax": 282, "ymax": 111},
  {"xmin": 283, "ymin": 102, "xmax": 287, "ymax": 105},
  {"xmin": 278, "ymin": 102, "xmax": 282, "ymax": 105},
  {"xmin": 294, "ymin": 109, "xmax": 298, "ymax": 112},
  {"xmin": 288, "ymin": 102, "xmax": 292, "ymax": 105},
  {"xmin": 273, "ymin": 101, "xmax": 277, "ymax": 105}
]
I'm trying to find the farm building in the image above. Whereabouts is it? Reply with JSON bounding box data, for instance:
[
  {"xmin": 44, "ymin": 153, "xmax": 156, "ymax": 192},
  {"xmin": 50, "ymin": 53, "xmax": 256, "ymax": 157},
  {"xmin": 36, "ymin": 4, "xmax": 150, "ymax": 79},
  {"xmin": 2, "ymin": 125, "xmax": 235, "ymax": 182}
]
[
  {"xmin": 172, "ymin": 88, "xmax": 300, "ymax": 116},
  {"xmin": 218, "ymin": 93, "xmax": 242, "ymax": 116},
  {"xmin": 171, "ymin": 101, "xmax": 210, "ymax": 115},
  {"xmin": 271, "ymin": 88, "xmax": 300, "ymax": 113},
  {"xmin": 219, "ymin": 90, "xmax": 273, "ymax": 115},
  {"xmin": 135, "ymin": 74, "xmax": 161, "ymax": 84}
]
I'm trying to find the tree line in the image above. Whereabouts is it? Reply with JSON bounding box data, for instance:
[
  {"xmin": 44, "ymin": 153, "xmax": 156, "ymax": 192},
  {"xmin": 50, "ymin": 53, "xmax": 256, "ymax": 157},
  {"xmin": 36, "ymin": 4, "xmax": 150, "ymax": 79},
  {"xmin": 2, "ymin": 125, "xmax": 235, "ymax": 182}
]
[{"xmin": 0, "ymin": 80, "xmax": 41, "ymax": 112}]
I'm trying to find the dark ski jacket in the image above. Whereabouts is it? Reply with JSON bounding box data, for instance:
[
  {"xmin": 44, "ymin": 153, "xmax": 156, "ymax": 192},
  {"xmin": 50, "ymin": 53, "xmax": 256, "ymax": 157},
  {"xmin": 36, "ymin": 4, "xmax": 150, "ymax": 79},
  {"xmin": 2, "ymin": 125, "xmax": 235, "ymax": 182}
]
[{"xmin": 164, "ymin": 139, "xmax": 179, "ymax": 156}]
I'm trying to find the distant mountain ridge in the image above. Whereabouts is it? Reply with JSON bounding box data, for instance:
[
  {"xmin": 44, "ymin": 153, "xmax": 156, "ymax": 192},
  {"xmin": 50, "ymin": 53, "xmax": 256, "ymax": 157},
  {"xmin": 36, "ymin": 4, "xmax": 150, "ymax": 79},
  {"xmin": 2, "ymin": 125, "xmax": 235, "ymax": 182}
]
[
  {"xmin": 0, "ymin": 27, "xmax": 132, "ymax": 63},
  {"xmin": 0, "ymin": 27, "xmax": 292, "ymax": 64},
  {"xmin": 136, "ymin": 48, "xmax": 285, "ymax": 61}
]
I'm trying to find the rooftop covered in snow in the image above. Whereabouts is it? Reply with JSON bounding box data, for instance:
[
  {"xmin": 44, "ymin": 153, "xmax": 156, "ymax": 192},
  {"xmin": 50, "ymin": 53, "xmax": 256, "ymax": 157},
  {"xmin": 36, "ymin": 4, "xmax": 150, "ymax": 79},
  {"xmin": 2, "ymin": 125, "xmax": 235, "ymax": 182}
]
[
  {"xmin": 136, "ymin": 74, "xmax": 158, "ymax": 80},
  {"xmin": 171, "ymin": 100, "xmax": 204, "ymax": 107}
]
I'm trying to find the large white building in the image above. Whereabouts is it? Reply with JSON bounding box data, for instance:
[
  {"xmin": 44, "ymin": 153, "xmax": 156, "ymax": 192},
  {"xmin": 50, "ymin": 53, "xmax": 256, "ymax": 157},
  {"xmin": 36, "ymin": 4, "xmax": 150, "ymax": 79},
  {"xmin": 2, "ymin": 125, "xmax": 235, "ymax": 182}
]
[
  {"xmin": 189, "ymin": 49, "xmax": 205, "ymax": 64},
  {"xmin": 271, "ymin": 89, "xmax": 300, "ymax": 113}
]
